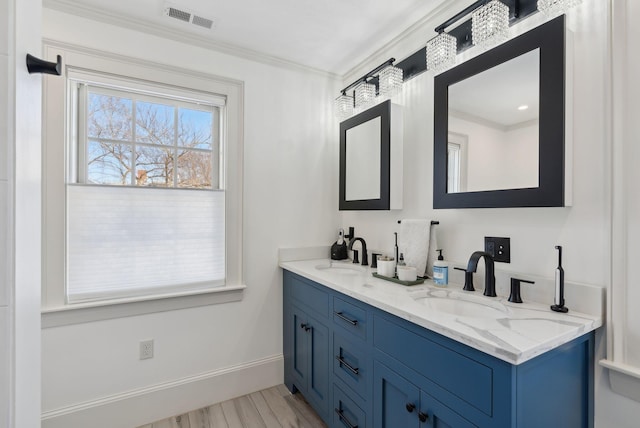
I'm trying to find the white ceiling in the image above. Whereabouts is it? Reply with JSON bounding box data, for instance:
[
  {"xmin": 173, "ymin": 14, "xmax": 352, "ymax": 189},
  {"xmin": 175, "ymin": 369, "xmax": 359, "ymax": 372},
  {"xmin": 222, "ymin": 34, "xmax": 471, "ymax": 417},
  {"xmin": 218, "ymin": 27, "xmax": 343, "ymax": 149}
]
[{"xmin": 46, "ymin": 0, "xmax": 450, "ymax": 75}]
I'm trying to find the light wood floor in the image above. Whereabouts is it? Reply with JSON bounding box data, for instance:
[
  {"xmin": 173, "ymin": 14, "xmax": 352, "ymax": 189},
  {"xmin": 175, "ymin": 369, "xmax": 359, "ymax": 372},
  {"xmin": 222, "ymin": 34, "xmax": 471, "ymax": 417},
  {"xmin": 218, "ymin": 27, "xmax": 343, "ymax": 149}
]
[{"xmin": 137, "ymin": 385, "xmax": 327, "ymax": 428}]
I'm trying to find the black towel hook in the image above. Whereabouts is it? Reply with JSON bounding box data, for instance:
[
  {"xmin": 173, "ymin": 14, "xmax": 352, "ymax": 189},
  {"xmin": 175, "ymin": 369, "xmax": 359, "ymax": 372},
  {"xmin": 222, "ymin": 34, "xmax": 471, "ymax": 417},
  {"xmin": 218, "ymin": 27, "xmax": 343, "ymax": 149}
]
[{"xmin": 26, "ymin": 54, "xmax": 62, "ymax": 76}]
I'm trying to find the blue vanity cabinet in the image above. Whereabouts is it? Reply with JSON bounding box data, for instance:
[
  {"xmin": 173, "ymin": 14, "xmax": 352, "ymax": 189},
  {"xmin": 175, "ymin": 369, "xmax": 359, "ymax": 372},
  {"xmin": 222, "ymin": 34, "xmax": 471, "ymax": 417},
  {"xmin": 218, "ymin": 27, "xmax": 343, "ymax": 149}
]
[
  {"xmin": 283, "ymin": 273, "xmax": 331, "ymax": 421},
  {"xmin": 283, "ymin": 270, "xmax": 595, "ymax": 428},
  {"xmin": 372, "ymin": 311, "xmax": 594, "ymax": 428},
  {"xmin": 373, "ymin": 360, "xmax": 477, "ymax": 428},
  {"xmin": 373, "ymin": 360, "xmax": 421, "ymax": 428}
]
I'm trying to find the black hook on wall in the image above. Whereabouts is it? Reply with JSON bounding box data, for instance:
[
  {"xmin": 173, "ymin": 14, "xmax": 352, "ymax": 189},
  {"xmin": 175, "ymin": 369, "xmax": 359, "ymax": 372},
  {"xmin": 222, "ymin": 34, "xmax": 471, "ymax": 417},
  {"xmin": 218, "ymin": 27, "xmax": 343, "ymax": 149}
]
[{"xmin": 26, "ymin": 54, "xmax": 62, "ymax": 76}]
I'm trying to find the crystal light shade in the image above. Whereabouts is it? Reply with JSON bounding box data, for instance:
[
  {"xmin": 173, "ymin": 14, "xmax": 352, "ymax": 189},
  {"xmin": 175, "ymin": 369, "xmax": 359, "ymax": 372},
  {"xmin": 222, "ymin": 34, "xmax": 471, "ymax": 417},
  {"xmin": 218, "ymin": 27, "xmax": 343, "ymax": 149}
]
[
  {"xmin": 537, "ymin": 0, "xmax": 582, "ymax": 16},
  {"xmin": 334, "ymin": 94, "xmax": 354, "ymax": 120},
  {"xmin": 378, "ymin": 65, "xmax": 403, "ymax": 97},
  {"xmin": 354, "ymin": 81, "xmax": 376, "ymax": 110},
  {"xmin": 472, "ymin": 0, "xmax": 510, "ymax": 50},
  {"xmin": 426, "ymin": 32, "xmax": 457, "ymax": 72}
]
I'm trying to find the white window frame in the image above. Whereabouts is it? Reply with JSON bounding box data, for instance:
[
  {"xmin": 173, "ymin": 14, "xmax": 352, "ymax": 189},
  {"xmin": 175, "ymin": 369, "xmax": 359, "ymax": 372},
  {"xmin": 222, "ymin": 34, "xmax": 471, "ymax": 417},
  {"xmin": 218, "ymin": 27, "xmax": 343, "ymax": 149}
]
[
  {"xmin": 447, "ymin": 132, "xmax": 468, "ymax": 193},
  {"xmin": 41, "ymin": 41, "xmax": 245, "ymax": 327}
]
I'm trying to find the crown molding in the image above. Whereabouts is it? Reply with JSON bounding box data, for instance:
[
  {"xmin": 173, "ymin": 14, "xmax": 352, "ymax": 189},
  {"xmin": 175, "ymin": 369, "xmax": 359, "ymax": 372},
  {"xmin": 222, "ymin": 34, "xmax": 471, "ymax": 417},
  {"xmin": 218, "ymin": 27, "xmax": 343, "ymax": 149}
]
[
  {"xmin": 342, "ymin": 0, "xmax": 462, "ymax": 83},
  {"xmin": 43, "ymin": 0, "xmax": 341, "ymax": 80}
]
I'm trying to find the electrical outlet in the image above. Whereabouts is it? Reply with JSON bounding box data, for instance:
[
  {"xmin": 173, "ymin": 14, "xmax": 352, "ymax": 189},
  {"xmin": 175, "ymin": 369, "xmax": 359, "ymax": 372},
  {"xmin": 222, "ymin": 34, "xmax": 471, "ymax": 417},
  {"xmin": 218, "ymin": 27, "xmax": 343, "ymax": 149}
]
[
  {"xmin": 139, "ymin": 339, "xmax": 154, "ymax": 360},
  {"xmin": 484, "ymin": 237, "xmax": 511, "ymax": 263}
]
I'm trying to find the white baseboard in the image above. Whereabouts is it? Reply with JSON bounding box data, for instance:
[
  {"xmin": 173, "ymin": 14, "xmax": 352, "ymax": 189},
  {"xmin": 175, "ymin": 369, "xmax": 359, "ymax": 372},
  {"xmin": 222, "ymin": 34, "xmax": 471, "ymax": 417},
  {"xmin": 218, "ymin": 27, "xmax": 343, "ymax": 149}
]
[{"xmin": 42, "ymin": 354, "xmax": 284, "ymax": 428}]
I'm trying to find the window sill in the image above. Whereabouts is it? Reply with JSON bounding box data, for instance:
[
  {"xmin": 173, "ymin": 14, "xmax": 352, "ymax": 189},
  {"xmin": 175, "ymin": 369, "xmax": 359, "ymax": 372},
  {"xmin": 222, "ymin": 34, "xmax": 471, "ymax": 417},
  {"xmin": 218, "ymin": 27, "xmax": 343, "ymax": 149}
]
[
  {"xmin": 600, "ymin": 359, "xmax": 640, "ymax": 403},
  {"xmin": 41, "ymin": 285, "xmax": 246, "ymax": 328}
]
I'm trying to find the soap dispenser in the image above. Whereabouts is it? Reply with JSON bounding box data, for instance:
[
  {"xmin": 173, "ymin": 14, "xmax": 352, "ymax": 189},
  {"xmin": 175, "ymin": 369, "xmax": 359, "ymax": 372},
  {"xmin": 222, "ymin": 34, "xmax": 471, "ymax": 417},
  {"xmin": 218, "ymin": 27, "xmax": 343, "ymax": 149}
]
[
  {"xmin": 433, "ymin": 249, "xmax": 448, "ymax": 286},
  {"xmin": 331, "ymin": 229, "xmax": 348, "ymax": 260}
]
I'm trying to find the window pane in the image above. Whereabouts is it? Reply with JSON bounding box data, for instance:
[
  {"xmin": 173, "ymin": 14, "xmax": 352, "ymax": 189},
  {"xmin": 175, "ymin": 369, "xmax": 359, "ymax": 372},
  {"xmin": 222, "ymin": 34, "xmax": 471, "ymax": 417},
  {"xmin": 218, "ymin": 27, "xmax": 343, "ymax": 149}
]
[
  {"xmin": 136, "ymin": 101, "xmax": 175, "ymax": 146},
  {"xmin": 177, "ymin": 150, "xmax": 212, "ymax": 189},
  {"xmin": 88, "ymin": 93, "xmax": 132, "ymax": 141},
  {"xmin": 179, "ymin": 108, "xmax": 213, "ymax": 149},
  {"xmin": 135, "ymin": 146, "xmax": 174, "ymax": 187},
  {"xmin": 87, "ymin": 140, "xmax": 132, "ymax": 185}
]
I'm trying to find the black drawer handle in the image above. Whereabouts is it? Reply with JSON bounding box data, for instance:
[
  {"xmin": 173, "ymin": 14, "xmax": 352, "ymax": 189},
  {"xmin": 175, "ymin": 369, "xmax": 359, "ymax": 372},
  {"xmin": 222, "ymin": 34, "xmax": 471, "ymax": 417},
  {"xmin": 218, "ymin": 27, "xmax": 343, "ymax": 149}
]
[
  {"xmin": 334, "ymin": 311, "xmax": 358, "ymax": 326},
  {"xmin": 406, "ymin": 403, "xmax": 416, "ymax": 413},
  {"xmin": 300, "ymin": 323, "xmax": 311, "ymax": 332},
  {"xmin": 335, "ymin": 356, "xmax": 359, "ymax": 375},
  {"xmin": 418, "ymin": 411, "xmax": 429, "ymax": 422},
  {"xmin": 334, "ymin": 408, "xmax": 358, "ymax": 428}
]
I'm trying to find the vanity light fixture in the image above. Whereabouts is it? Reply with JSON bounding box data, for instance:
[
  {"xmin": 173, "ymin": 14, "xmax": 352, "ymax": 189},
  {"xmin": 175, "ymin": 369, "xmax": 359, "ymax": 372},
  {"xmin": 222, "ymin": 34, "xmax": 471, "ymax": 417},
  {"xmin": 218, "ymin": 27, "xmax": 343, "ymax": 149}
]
[
  {"xmin": 334, "ymin": 58, "xmax": 400, "ymax": 120},
  {"xmin": 537, "ymin": 0, "xmax": 582, "ymax": 16},
  {"xmin": 334, "ymin": 0, "xmax": 589, "ymax": 121},
  {"xmin": 426, "ymin": 31, "xmax": 457, "ymax": 73},
  {"xmin": 378, "ymin": 64, "xmax": 404, "ymax": 98},
  {"xmin": 334, "ymin": 92, "xmax": 354, "ymax": 120},
  {"xmin": 472, "ymin": 0, "xmax": 510, "ymax": 50},
  {"xmin": 354, "ymin": 80, "xmax": 377, "ymax": 111},
  {"xmin": 518, "ymin": 104, "xmax": 529, "ymax": 110}
]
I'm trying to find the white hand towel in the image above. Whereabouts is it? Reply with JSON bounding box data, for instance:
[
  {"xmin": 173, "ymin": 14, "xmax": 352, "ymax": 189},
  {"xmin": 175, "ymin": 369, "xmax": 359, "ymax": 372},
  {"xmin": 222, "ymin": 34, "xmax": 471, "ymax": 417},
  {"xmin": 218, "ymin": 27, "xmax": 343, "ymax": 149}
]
[
  {"xmin": 399, "ymin": 219, "xmax": 432, "ymax": 278},
  {"xmin": 425, "ymin": 225, "xmax": 439, "ymax": 278}
]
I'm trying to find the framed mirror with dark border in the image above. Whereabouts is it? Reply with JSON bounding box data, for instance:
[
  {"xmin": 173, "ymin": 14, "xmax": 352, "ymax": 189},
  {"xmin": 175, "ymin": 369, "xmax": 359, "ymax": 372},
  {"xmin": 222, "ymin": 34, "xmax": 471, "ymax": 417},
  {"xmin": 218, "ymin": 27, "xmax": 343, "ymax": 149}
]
[
  {"xmin": 433, "ymin": 15, "xmax": 566, "ymax": 209},
  {"xmin": 340, "ymin": 100, "xmax": 393, "ymax": 210}
]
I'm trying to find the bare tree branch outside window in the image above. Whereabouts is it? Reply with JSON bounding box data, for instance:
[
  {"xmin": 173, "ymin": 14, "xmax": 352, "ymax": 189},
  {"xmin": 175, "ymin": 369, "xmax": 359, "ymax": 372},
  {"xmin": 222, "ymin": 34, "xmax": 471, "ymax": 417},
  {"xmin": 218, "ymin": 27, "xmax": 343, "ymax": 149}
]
[{"xmin": 86, "ymin": 91, "xmax": 214, "ymax": 189}]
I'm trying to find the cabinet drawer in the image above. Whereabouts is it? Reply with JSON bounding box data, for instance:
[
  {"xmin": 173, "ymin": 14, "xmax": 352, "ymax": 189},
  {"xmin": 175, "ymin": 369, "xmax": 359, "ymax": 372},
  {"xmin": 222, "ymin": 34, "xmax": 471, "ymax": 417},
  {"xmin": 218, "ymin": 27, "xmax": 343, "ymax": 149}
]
[
  {"xmin": 333, "ymin": 384, "xmax": 367, "ymax": 428},
  {"xmin": 333, "ymin": 333, "xmax": 368, "ymax": 400},
  {"xmin": 289, "ymin": 273, "xmax": 329, "ymax": 317},
  {"xmin": 333, "ymin": 296, "xmax": 368, "ymax": 340},
  {"xmin": 373, "ymin": 315, "xmax": 493, "ymax": 416}
]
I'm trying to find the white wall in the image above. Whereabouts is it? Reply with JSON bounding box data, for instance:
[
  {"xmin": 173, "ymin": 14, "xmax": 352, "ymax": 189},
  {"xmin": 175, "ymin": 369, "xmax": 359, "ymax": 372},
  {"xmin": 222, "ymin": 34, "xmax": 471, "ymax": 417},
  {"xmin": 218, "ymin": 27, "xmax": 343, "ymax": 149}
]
[
  {"xmin": 338, "ymin": 0, "xmax": 640, "ymax": 426},
  {"xmin": 2, "ymin": 0, "xmax": 44, "ymax": 427},
  {"xmin": 41, "ymin": 7, "xmax": 339, "ymax": 427},
  {"xmin": 595, "ymin": 0, "xmax": 640, "ymax": 424},
  {"xmin": 0, "ymin": 0, "xmax": 11, "ymax": 423}
]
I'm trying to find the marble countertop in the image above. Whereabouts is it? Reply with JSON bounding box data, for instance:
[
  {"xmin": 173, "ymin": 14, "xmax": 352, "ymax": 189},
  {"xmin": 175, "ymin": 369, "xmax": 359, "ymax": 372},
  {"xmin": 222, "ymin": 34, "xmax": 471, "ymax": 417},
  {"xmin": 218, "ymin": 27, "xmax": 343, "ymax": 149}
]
[{"xmin": 280, "ymin": 258, "xmax": 602, "ymax": 365}]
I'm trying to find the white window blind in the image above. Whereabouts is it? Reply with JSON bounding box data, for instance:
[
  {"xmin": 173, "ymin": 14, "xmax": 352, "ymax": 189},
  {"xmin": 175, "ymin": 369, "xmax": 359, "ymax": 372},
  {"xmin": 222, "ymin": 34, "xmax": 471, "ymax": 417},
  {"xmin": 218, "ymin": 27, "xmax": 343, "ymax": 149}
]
[{"xmin": 66, "ymin": 185, "xmax": 225, "ymax": 303}]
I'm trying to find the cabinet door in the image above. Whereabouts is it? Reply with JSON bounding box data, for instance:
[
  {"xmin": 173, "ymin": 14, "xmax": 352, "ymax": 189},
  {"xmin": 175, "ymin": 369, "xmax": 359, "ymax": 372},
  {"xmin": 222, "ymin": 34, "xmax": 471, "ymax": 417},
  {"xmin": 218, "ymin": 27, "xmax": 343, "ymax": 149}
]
[
  {"xmin": 291, "ymin": 305, "xmax": 309, "ymax": 390},
  {"xmin": 306, "ymin": 312, "xmax": 330, "ymax": 416},
  {"xmin": 373, "ymin": 361, "xmax": 421, "ymax": 428},
  {"xmin": 420, "ymin": 391, "xmax": 477, "ymax": 428}
]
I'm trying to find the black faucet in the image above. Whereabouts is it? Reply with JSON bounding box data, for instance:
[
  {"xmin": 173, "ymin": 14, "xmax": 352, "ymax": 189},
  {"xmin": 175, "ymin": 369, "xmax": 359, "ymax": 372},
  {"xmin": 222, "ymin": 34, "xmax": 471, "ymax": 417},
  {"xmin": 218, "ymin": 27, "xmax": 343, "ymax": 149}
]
[
  {"xmin": 348, "ymin": 237, "xmax": 368, "ymax": 266},
  {"xmin": 467, "ymin": 251, "xmax": 497, "ymax": 297}
]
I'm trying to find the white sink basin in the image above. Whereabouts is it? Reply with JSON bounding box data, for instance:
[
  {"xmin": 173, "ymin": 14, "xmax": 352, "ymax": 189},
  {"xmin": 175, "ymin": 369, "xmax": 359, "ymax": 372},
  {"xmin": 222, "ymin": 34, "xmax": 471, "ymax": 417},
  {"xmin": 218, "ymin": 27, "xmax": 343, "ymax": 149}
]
[
  {"xmin": 412, "ymin": 290, "xmax": 509, "ymax": 319},
  {"xmin": 315, "ymin": 263, "xmax": 364, "ymax": 275}
]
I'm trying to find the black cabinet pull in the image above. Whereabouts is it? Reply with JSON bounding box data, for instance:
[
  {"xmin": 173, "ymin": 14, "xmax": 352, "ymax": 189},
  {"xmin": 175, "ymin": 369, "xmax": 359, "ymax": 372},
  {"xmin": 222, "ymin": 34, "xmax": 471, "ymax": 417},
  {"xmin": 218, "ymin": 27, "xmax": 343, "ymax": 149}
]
[
  {"xmin": 335, "ymin": 356, "xmax": 359, "ymax": 375},
  {"xmin": 334, "ymin": 311, "xmax": 358, "ymax": 326},
  {"xmin": 406, "ymin": 403, "xmax": 416, "ymax": 413},
  {"xmin": 334, "ymin": 408, "xmax": 358, "ymax": 428},
  {"xmin": 300, "ymin": 323, "xmax": 311, "ymax": 332},
  {"xmin": 418, "ymin": 411, "xmax": 429, "ymax": 422}
]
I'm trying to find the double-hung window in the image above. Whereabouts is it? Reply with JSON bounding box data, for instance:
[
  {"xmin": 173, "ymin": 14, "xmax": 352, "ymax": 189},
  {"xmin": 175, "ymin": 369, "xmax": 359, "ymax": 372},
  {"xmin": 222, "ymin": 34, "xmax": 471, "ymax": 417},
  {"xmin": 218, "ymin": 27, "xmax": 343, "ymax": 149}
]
[
  {"xmin": 65, "ymin": 70, "xmax": 227, "ymax": 304},
  {"xmin": 42, "ymin": 44, "xmax": 244, "ymax": 323}
]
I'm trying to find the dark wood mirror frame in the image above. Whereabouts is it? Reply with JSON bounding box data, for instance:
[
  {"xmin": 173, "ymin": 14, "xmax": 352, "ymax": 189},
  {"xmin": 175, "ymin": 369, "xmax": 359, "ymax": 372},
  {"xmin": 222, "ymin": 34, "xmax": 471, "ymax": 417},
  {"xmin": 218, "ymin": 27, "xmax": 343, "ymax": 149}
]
[{"xmin": 433, "ymin": 15, "xmax": 566, "ymax": 209}]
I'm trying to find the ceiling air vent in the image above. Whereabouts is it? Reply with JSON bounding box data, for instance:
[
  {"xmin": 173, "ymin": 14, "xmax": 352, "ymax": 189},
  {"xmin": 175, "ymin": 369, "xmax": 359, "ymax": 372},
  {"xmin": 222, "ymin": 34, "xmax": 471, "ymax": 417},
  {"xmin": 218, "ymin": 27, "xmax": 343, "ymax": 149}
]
[
  {"xmin": 163, "ymin": 4, "xmax": 215, "ymax": 30},
  {"xmin": 192, "ymin": 15, "xmax": 214, "ymax": 30},
  {"xmin": 166, "ymin": 7, "xmax": 191, "ymax": 23}
]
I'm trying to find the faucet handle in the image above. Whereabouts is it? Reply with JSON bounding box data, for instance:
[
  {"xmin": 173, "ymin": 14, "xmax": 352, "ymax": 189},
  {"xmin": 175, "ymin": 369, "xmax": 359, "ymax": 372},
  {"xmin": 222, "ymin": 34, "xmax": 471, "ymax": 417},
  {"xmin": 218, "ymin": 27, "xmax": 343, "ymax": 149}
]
[
  {"xmin": 509, "ymin": 278, "xmax": 535, "ymax": 303},
  {"xmin": 345, "ymin": 226, "xmax": 355, "ymax": 240},
  {"xmin": 371, "ymin": 253, "xmax": 381, "ymax": 268},
  {"xmin": 454, "ymin": 267, "xmax": 475, "ymax": 292}
]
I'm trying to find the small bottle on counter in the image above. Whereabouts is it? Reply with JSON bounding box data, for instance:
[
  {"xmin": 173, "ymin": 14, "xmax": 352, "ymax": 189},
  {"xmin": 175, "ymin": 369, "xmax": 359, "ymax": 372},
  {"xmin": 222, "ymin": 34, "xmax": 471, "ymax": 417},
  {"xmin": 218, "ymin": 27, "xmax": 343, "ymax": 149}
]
[
  {"xmin": 433, "ymin": 249, "xmax": 448, "ymax": 286},
  {"xmin": 398, "ymin": 253, "xmax": 406, "ymax": 267}
]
